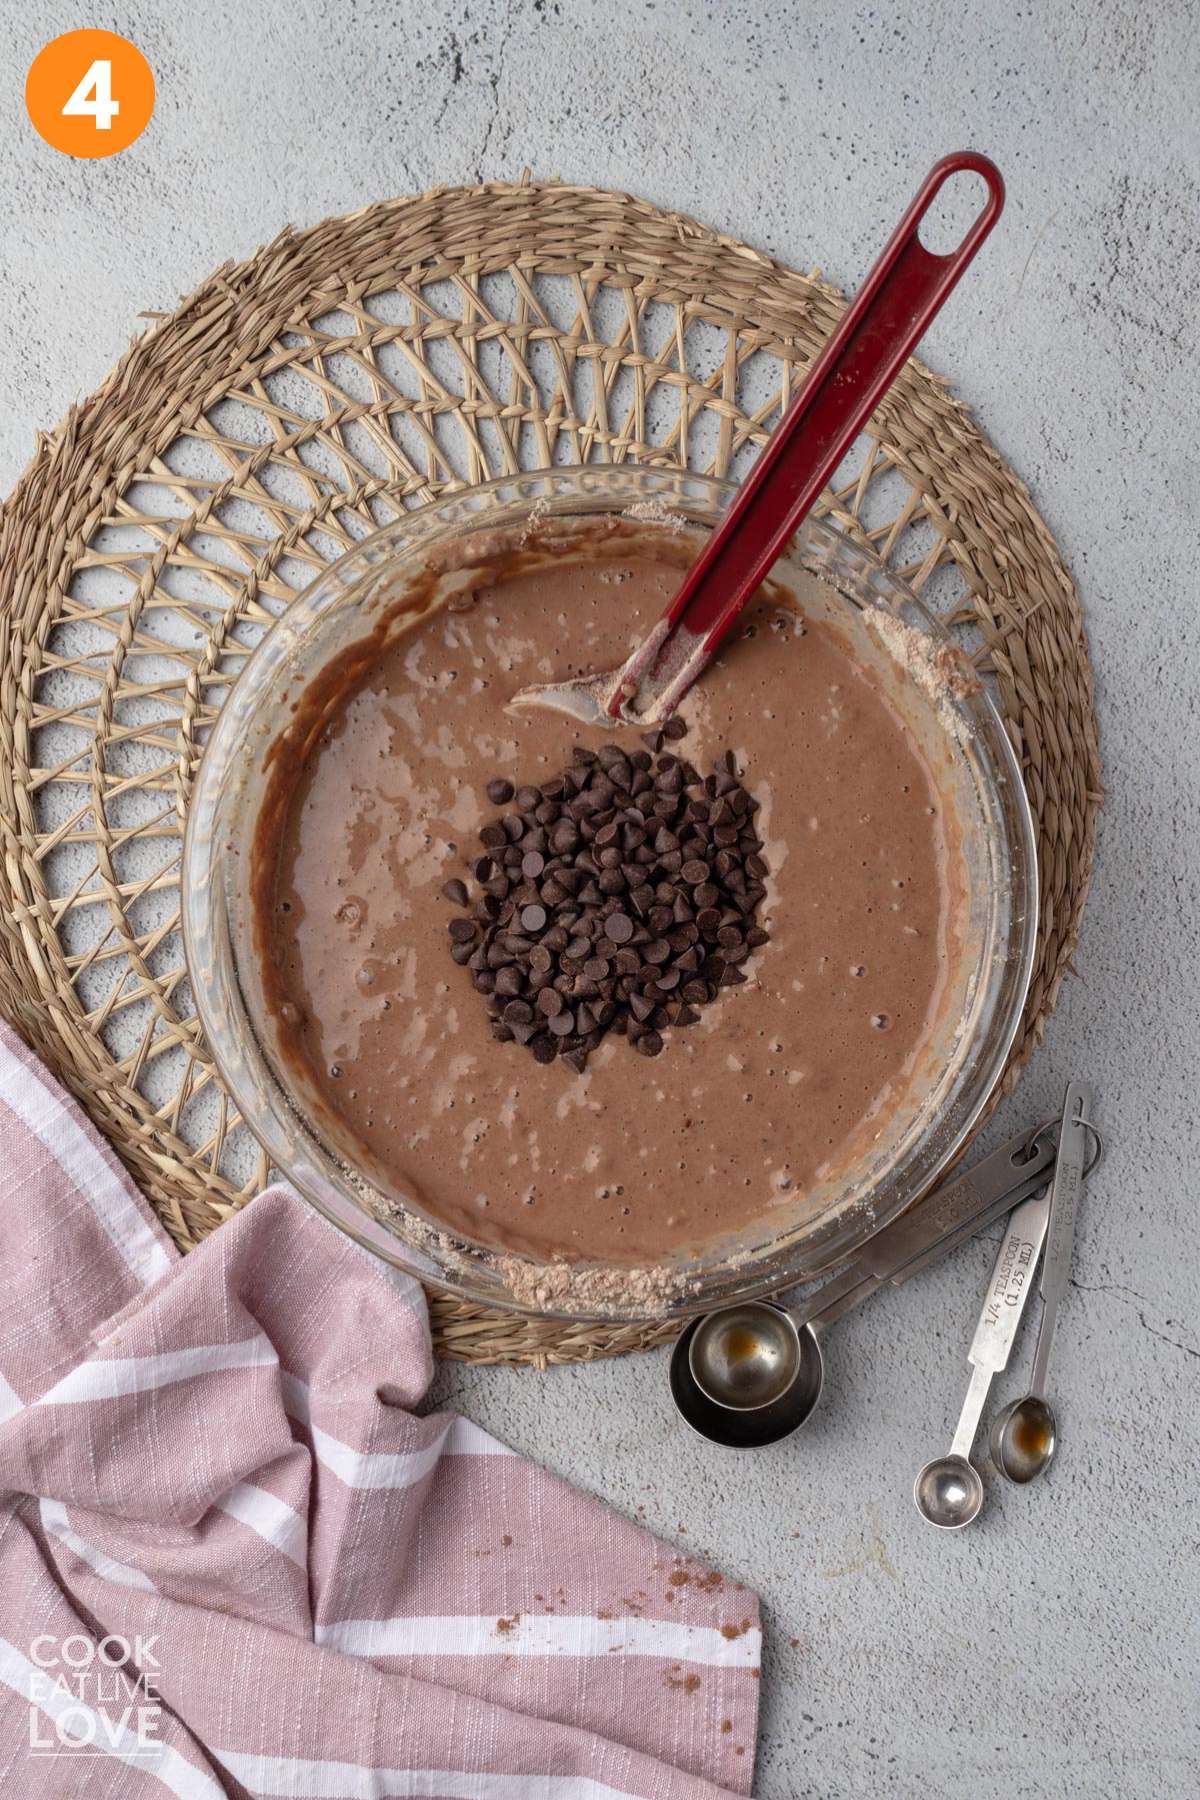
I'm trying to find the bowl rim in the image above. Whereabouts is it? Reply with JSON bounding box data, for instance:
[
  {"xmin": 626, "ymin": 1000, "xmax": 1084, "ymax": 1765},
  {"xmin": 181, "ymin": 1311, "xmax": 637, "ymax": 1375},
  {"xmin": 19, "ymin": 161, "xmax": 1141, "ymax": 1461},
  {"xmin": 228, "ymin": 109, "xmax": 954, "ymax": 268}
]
[{"xmin": 182, "ymin": 463, "xmax": 1038, "ymax": 1321}]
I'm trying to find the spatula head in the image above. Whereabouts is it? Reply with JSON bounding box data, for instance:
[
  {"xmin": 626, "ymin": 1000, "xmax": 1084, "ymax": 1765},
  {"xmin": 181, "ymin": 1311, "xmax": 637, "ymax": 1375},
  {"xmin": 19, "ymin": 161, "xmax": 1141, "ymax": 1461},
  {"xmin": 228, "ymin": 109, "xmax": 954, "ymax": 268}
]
[{"xmin": 507, "ymin": 672, "xmax": 620, "ymax": 728}]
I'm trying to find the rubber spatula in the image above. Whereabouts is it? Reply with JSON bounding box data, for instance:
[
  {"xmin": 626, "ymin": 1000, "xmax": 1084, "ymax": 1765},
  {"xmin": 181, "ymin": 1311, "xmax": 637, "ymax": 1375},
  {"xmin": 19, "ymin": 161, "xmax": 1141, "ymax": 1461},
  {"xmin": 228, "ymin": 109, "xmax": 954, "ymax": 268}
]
[{"xmin": 511, "ymin": 151, "xmax": 1004, "ymax": 728}]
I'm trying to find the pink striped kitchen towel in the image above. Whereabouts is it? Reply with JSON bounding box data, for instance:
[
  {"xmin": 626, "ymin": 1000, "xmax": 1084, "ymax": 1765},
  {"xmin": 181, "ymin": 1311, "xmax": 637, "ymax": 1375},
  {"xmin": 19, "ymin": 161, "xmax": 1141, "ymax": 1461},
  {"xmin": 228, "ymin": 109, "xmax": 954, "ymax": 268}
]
[{"xmin": 0, "ymin": 1022, "xmax": 760, "ymax": 1797}]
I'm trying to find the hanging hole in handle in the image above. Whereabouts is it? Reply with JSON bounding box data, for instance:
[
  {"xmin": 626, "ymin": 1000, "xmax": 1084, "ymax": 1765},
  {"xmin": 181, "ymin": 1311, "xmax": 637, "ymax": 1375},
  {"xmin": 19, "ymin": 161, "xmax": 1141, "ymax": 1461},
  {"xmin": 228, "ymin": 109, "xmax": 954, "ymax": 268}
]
[
  {"xmin": 1015, "ymin": 1122, "xmax": 1056, "ymax": 1165},
  {"xmin": 918, "ymin": 171, "xmax": 993, "ymax": 256}
]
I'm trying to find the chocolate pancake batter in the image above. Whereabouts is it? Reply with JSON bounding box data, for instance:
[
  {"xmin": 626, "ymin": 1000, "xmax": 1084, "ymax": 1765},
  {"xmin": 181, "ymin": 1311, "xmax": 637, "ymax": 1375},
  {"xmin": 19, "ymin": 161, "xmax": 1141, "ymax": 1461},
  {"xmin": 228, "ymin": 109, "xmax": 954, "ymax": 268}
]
[{"xmin": 259, "ymin": 525, "xmax": 959, "ymax": 1264}]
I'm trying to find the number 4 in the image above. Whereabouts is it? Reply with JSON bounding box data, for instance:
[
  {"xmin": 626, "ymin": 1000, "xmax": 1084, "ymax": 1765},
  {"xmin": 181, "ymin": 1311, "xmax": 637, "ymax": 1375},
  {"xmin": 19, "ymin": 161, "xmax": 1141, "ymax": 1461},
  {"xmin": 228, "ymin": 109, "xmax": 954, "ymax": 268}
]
[{"xmin": 62, "ymin": 59, "xmax": 120, "ymax": 131}]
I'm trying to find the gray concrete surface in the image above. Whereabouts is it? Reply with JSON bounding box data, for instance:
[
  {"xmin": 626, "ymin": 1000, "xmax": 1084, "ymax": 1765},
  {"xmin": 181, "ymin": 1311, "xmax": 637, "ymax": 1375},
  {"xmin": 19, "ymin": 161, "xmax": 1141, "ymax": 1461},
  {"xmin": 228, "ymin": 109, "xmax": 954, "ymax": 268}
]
[{"xmin": 3, "ymin": 2, "xmax": 1198, "ymax": 1795}]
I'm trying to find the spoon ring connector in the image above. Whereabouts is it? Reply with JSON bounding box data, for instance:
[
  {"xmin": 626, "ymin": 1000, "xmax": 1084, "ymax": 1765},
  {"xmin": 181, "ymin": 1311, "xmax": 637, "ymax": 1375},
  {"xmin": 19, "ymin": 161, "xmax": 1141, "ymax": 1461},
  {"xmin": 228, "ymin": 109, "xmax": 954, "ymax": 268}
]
[{"xmin": 1028, "ymin": 1115, "xmax": 1103, "ymax": 1179}]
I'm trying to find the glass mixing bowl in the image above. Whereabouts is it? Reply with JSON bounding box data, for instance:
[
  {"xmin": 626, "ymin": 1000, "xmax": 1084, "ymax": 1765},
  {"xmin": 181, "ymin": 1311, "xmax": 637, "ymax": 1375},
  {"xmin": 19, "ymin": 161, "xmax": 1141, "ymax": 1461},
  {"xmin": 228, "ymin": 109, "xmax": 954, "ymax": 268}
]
[{"xmin": 182, "ymin": 465, "xmax": 1036, "ymax": 1321}]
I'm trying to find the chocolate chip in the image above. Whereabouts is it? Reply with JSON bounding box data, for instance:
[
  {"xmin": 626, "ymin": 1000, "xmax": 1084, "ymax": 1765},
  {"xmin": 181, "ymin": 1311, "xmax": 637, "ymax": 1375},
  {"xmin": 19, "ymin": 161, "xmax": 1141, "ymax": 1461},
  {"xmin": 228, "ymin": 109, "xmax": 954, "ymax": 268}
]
[
  {"xmin": 662, "ymin": 716, "xmax": 688, "ymax": 740},
  {"xmin": 451, "ymin": 740, "xmax": 770, "ymax": 1071}
]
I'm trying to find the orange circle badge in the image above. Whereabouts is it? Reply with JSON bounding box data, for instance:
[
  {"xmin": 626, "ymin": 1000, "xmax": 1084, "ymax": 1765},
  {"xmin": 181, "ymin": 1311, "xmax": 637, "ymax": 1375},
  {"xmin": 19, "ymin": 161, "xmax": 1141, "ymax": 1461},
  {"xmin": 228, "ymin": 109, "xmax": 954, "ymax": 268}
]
[{"xmin": 25, "ymin": 29, "xmax": 154, "ymax": 159}]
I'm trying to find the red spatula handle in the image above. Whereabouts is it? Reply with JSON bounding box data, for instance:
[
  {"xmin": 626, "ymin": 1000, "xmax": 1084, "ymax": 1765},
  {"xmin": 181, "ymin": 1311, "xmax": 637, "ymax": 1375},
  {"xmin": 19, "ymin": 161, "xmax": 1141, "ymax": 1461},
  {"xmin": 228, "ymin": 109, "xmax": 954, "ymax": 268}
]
[{"xmin": 607, "ymin": 151, "xmax": 1004, "ymax": 718}]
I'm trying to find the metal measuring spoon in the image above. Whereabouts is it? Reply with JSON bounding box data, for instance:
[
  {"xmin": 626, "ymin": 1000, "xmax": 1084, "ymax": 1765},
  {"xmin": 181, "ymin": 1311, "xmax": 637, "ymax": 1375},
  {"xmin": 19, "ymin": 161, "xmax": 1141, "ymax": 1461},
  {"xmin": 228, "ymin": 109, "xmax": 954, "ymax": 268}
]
[
  {"xmin": 672, "ymin": 1123, "xmax": 1058, "ymax": 1448},
  {"xmin": 989, "ymin": 1081, "xmax": 1098, "ymax": 1485},
  {"xmin": 914, "ymin": 1189, "xmax": 1050, "ymax": 1529}
]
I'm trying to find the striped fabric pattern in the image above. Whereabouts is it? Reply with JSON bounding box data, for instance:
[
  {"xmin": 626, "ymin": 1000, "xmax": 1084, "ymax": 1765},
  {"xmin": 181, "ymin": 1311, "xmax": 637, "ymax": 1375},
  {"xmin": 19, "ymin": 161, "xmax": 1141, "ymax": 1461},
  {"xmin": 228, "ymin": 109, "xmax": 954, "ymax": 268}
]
[{"xmin": 0, "ymin": 1025, "xmax": 760, "ymax": 1796}]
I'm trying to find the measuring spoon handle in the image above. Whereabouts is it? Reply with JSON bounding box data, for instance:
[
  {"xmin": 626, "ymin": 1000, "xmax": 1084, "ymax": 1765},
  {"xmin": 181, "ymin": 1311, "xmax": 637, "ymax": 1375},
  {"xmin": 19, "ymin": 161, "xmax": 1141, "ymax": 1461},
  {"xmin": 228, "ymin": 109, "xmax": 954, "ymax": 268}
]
[
  {"xmin": 863, "ymin": 1126, "xmax": 1056, "ymax": 1280},
  {"xmin": 967, "ymin": 1189, "xmax": 1051, "ymax": 1374},
  {"xmin": 796, "ymin": 1125, "xmax": 1056, "ymax": 1334},
  {"xmin": 948, "ymin": 1190, "xmax": 1050, "ymax": 1460},
  {"xmin": 891, "ymin": 1163, "xmax": 1051, "ymax": 1286},
  {"xmin": 1039, "ymin": 1081, "xmax": 1094, "ymax": 1311},
  {"xmin": 950, "ymin": 1362, "xmax": 996, "ymax": 1462},
  {"xmin": 1029, "ymin": 1080, "xmax": 1095, "ymax": 1395}
]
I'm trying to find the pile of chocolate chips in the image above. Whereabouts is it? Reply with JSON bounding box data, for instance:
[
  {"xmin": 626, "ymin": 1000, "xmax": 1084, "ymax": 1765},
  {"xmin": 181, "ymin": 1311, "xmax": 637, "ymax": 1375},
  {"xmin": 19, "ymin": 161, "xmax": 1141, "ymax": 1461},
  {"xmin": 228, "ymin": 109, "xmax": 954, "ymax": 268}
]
[{"xmin": 442, "ymin": 720, "xmax": 770, "ymax": 1072}]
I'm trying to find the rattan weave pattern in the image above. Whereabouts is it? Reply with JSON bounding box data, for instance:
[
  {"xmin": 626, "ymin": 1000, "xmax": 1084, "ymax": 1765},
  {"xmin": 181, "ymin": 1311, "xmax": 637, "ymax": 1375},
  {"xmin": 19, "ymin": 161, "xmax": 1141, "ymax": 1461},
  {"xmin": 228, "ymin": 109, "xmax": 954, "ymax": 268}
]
[{"xmin": 0, "ymin": 179, "xmax": 1100, "ymax": 1365}]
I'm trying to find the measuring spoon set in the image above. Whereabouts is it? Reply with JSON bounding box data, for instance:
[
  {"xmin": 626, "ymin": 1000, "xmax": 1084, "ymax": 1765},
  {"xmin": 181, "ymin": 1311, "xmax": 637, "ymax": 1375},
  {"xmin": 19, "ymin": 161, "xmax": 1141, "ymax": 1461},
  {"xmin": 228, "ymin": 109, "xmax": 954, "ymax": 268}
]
[{"xmin": 670, "ymin": 1081, "xmax": 1101, "ymax": 1528}]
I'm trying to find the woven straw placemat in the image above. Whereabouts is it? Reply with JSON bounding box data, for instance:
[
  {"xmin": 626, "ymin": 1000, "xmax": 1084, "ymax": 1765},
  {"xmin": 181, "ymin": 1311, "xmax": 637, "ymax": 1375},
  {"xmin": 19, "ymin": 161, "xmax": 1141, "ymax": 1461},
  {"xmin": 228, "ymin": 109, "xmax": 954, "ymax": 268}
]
[{"xmin": 0, "ymin": 178, "xmax": 1100, "ymax": 1366}]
